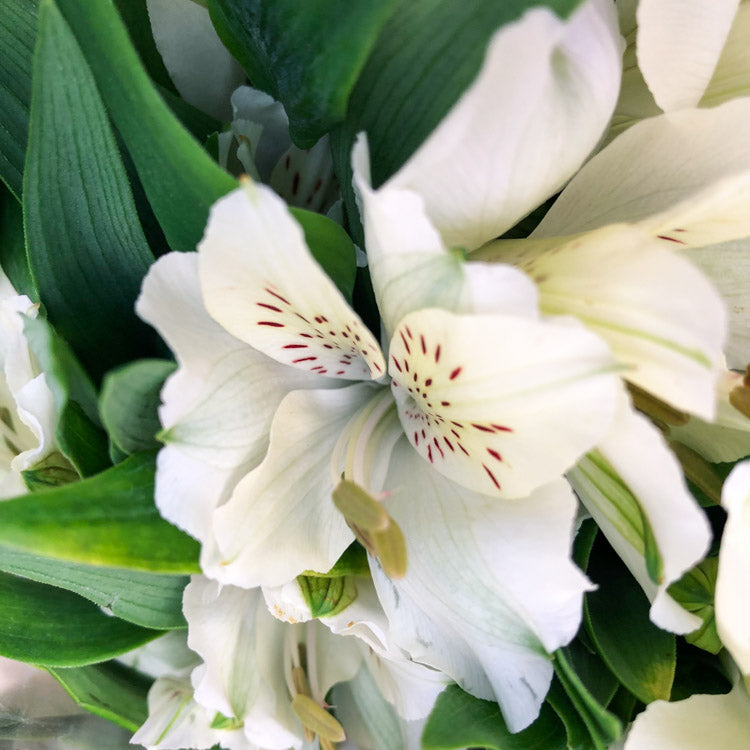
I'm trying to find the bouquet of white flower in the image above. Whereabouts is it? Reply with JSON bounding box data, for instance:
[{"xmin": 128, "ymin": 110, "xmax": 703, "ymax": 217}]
[{"xmin": 0, "ymin": 1, "xmax": 749, "ymax": 748}]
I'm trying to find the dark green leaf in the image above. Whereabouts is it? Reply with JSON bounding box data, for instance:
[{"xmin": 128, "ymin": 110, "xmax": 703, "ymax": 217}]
[
  {"xmin": 545, "ymin": 678, "xmax": 594, "ymax": 750},
  {"xmin": 670, "ymin": 639, "xmax": 731, "ymax": 702},
  {"xmin": 208, "ymin": 0, "xmax": 396, "ymax": 146},
  {"xmin": 0, "ymin": 570, "xmax": 158, "ymax": 666},
  {"xmin": 585, "ymin": 536, "xmax": 676, "ymax": 704},
  {"xmin": 0, "ymin": 185, "xmax": 36, "ymax": 299},
  {"xmin": 100, "ymin": 359, "xmax": 176, "ymax": 457},
  {"xmin": 421, "ymin": 684, "xmax": 567, "ymax": 750},
  {"xmin": 23, "ymin": 316, "xmax": 110, "ymax": 477},
  {"xmin": 552, "ymin": 649, "xmax": 622, "ymax": 750},
  {"xmin": 23, "ymin": 0, "xmax": 158, "ymax": 381},
  {"xmin": 332, "ymin": 0, "xmax": 584, "ymax": 242},
  {"xmin": 47, "ymin": 661, "xmax": 152, "ymax": 732},
  {"xmin": 0, "ymin": 451, "xmax": 200, "ymax": 573},
  {"xmin": 563, "ymin": 639, "xmax": 619, "ymax": 708},
  {"xmin": 605, "ymin": 686, "xmax": 640, "ymax": 726},
  {"xmin": 0, "ymin": 0, "xmax": 37, "ymax": 199},
  {"xmin": 0, "ymin": 546, "xmax": 187, "ymax": 629},
  {"xmin": 290, "ymin": 207, "xmax": 357, "ymax": 301},
  {"xmin": 54, "ymin": 0, "xmax": 237, "ymax": 252}
]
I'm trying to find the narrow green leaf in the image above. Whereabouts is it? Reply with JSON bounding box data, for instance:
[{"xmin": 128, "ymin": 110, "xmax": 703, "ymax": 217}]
[
  {"xmin": 23, "ymin": 316, "xmax": 110, "ymax": 478},
  {"xmin": 332, "ymin": 0, "xmax": 585, "ymax": 241},
  {"xmin": 0, "ymin": 546, "xmax": 187, "ymax": 629},
  {"xmin": 552, "ymin": 649, "xmax": 622, "ymax": 750},
  {"xmin": 0, "ymin": 185, "xmax": 36, "ymax": 299},
  {"xmin": 545, "ymin": 678, "xmax": 595, "ymax": 750},
  {"xmin": 290, "ymin": 207, "xmax": 357, "ymax": 302},
  {"xmin": 100, "ymin": 359, "xmax": 176, "ymax": 457},
  {"xmin": 23, "ymin": 0, "xmax": 158, "ymax": 381},
  {"xmin": 208, "ymin": 0, "xmax": 396, "ymax": 146},
  {"xmin": 0, "ymin": 571, "xmax": 158, "ymax": 666},
  {"xmin": 421, "ymin": 684, "xmax": 567, "ymax": 750},
  {"xmin": 0, "ymin": 451, "xmax": 200, "ymax": 573},
  {"xmin": 54, "ymin": 0, "xmax": 237, "ymax": 252},
  {"xmin": 47, "ymin": 661, "xmax": 152, "ymax": 732},
  {"xmin": 0, "ymin": 0, "xmax": 37, "ymax": 199},
  {"xmin": 585, "ymin": 537, "xmax": 676, "ymax": 704}
]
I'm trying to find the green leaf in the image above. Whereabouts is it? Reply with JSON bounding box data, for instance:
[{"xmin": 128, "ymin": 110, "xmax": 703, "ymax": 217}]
[
  {"xmin": 585, "ymin": 536, "xmax": 676, "ymax": 705},
  {"xmin": 545, "ymin": 678, "xmax": 595, "ymax": 750},
  {"xmin": 302, "ymin": 541, "xmax": 369, "ymax": 578},
  {"xmin": 0, "ymin": 451, "xmax": 200, "ymax": 573},
  {"xmin": 53, "ymin": 0, "xmax": 237, "ymax": 252},
  {"xmin": 23, "ymin": 316, "xmax": 110, "ymax": 477},
  {"xmin": 100, "ymin": 359, "xmax": 176, "ymax": 457},
  {"xmin": 290, "ymin": 207, "xmax": 357, "ymax": 302},
  {"xmin": 0, "ymin": 546, "xmax": 187, "ymax": 629},
  {"xmin": 47, "ymin": 661, "xmax": 152, "ymax": 732},
  {"xmin": 0, "ymin": 185, "xmax": 36, "ymax": 299},
  {"xmin": 208, "ymin": 0, "xmax": 396, "ymax": 147},
  {"xmin": 332, "ymin": 0, "xmax": 585, "ymax": 241},
  {"xmin": 297, "ymin": 575, "xmax": 357, "ymax": 618},
  {"xmin": 563, "ymin": 639, "xmax": 619, "ymax": 708},
  {"xmin": 0, "ymin": 0, "xmax": 37, "ymax": 199},
  {"xmin": 421, "ymin": 684, "xmax": 567, "ymax": 750},
  {"xmin": 670, "ymin": 640, "xmax": 732, "ymax": 702},
  {"xmin": 0, "ymin": 570, "xmax": 158, "ymax": 666},
  {"xmin": 23, "ymin": 0, "xmax": 158, "ymax": 382},
  {"xmin": 552, "ymin": 649, "xmax": 622, "ymax": 750},
  {"xmin": 667, "ymin": 556, "xmax": 721, "ymax": 654}
]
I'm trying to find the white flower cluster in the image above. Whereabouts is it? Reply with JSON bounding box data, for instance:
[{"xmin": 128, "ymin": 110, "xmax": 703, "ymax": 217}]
[{"xmin": 131, "ymin": 0, "xmax": 750, "ymax": 748}]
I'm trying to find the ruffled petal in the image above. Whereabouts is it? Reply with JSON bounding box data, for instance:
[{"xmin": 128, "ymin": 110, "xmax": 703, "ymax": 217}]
[
  {"xmin": 568, "ymin": 393, "xmax": 712, "ymax": 633},
  {"xmin": 352, "ymin": 135, "xmax": 539, "ymax": 337},
  {"xmin": 209, "ymin": 385, "xmax": 382, "ymax": 587},
  {"xmin": 199, "ymin": 183, "xmax": 385, "ymax": 380},
  {"xmin": 383, "ymin": 0, "xmax": 622, "ymax": 250},
  {"xmin": 372, "ymin": 440, "xmax": 591, "ymax": 732},
  {"xmin": 137, "ymin": 252, "xmax": 321, "ymax": 541},
  {"xmin": 636, "ymin": 0, "xmax": 739, "ymax": 111},
  {"xmin": 387, "ymin": 308, "xmax": 620, "ymax": 498},
  {"xmin": 716, "ymin": 461, "xmax": 750, "ymax": 673}
]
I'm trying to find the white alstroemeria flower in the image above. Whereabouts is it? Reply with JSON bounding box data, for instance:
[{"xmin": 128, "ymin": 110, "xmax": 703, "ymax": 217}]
[
  {"xmin": 147, "ymin": 0, "xmax": 245, "ymax": 121},
  {"xmin": 219, "ymin": 86, "xmax": 337, "ymax": 213},
  {"xmin": 138, "ymin": 172, "xmax": 622, "ymax": 731},
  {"xmin": 0, "ymin": 274, "xmax": 59, "ymax": 498}
]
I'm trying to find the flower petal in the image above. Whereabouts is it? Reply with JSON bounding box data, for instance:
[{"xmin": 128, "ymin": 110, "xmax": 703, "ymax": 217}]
[
  {"xmin": 352, "ymin": 135, "xmax": 539, "ymax": 337},
  {"xmin": 716, "ymin": 461, "xmax": 750, "ymax": 674},
  {"xmin": 147, "ymin": 0, "xmax": 245, "ymax": 120},
  {"xmin": 387, "ymin": 308, "xmax": 620, "ymax": 498},
  {"xmin": 200, "ymin": 183, "xmax": 385, "ymax": 380},
  {"xmin": 624, "ymin": 681, "xmax": 750, "ymax": 750},
  {"xmin": 384, "ymin": 0, "xmax": 622, "ymax": 250},
  {"xmin": 534, "ymin": 99, "xmax": 750, "ymax": 246},
  {"xmin": 373, "ymin": 442, "xmax": 591, "ymax": 732},
  {"xmin": 504, "ymin": 224, "xmax": 727, "ymax": 420},
  {"xmin": 568, "ymin": 394, "xmax": 712, "ymax": 633},
  {"xmin": 137, "ymin": 252, "xmax": 320, "ymax": 541},
  {"xmin": 636, "ymin": 0, "xmax": 739, "ymax": 111},
  {"xmin": 209, "ymin": 385, "xmax": 383, "ymax": 587}
]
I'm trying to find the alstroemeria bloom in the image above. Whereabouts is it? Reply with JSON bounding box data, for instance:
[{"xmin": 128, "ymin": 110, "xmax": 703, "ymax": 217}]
[
  {"xmin": 0, "ymin": 272, "xmax": 59, "ymax": 498},
  {"xmin": 137, "ymin": 172, "xmax": 621, "ymax": 729}
]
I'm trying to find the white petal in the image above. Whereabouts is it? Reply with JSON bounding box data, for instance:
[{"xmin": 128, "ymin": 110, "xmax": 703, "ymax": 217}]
[
  {"xmin": 534, "ymin": 100, "xmax": 750, "ymax": 244},
  {"xmin": 624, "ymin": 682, "xmax": 750, "ymax": 750},
  {"xmin": 387, "ymin": 308, "xmax": 620, "ymax": 498},
  {"xmin": 199, "ymin": 183, "xmax": 385, "ymax": 380},
  {"xmin": 568, "ymin": 394, "xmax": 712, "ymax": 633},
  {"xmin": 385, "ymin": 0, "xmax": 622, "ymax": 250},
  {"xmin": 147, "ymin": 0, "xmax": 245, "ymax": 120},
  {"xmin": 210, "ymin": 385, "xmax": 381, "ymax": 587},
  {"xmin": 373, "ymin": 441, "xmax": 591, "ymax": 732},
  {"xmin": 510, "ymin": 224, "xmax": 727, "ymax": 420},
  {"xmin": 183, "ymin": 577, "xmax": 304, "ymax": 749},
  {"xmin": 270, "ymin": 138, "xmax": 336, "ymax": 213},
  {"xmin": 352, "ymin": 135, "xmax": 539, "ymax": 337},
  {"xmin": 716, "ymin": 461, "xmax": 750, "ymax": 674},
  {"xmin": 137, "ymin": 252, "xmax": 320, "ymax": 541},
  {"xmin": 684, "ymin": 238, "xmax": 750, "ymax": 371},
  {"xmin": 669, "ymin": 369, "xmax": 750, "ymax": 463},
  {"xmin": 636, "ymin": 0, "xmax": 739, "ymax": 111}
]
